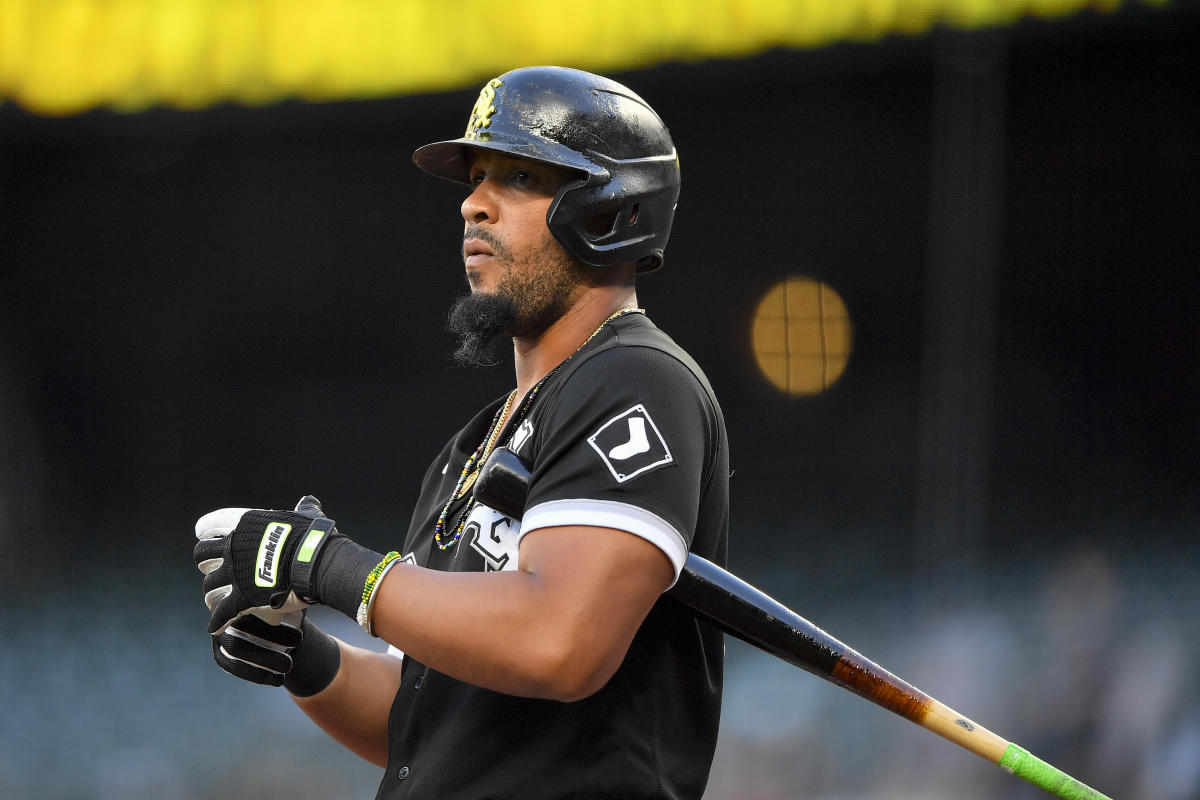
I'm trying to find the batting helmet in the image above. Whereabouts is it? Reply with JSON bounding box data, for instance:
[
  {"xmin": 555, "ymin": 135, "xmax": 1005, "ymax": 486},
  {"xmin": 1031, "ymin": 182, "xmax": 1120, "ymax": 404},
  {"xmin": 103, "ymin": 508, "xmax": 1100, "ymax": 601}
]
[{"xmin": 413, "ymin": 66, "xmax": 680, "ymax": 272}]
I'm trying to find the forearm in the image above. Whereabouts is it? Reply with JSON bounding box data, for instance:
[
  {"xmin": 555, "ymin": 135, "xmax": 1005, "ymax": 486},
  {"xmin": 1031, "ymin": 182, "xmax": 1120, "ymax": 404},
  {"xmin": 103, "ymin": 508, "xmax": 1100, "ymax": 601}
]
[
  {"xmin": 369, "ymin": 567, "xmax": 581, "ymax": 699},
  {"xmin": 291, "ymin": 641, "xmax": 406, "ymax": 767},
  {"xmin": 368, "ymin": 527, "xmax": 672, "ymax": 702}
]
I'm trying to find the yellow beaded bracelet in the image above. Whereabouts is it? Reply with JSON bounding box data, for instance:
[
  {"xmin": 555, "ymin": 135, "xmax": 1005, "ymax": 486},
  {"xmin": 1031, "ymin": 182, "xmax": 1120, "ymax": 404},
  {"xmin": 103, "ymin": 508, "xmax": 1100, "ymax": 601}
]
[{"xmin": 356, "ymin": 551, "xmax": 402, "ymax": 634}]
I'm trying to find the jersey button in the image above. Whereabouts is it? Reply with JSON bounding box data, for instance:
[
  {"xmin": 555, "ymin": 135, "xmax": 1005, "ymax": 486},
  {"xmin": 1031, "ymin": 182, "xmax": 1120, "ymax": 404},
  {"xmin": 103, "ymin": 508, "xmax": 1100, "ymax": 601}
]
[
  {"xmin": 398, "ymin": 766, "xmax": 410, "ymax": 780},
  {"xmin": 414, "ymin": 674, "xmax": 423, "ymax": 691}
]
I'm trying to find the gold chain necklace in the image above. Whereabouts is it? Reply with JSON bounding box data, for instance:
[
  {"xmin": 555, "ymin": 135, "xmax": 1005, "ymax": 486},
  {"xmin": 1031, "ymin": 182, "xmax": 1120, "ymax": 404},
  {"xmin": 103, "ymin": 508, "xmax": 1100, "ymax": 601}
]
[{"xmin": 432, "ymin": 307, "xmax": 645, "ymax": 550}]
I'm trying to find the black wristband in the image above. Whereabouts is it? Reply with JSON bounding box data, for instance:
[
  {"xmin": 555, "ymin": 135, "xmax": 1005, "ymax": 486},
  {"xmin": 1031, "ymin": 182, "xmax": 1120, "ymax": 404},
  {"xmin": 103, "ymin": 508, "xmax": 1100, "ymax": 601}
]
[
  {"xmin": 315, "ymin": 537, "xmax": 384, "ymax": 620},
  {"xmin": 283, "ymin": 617, "xmax": 342, "ymax": 698}
]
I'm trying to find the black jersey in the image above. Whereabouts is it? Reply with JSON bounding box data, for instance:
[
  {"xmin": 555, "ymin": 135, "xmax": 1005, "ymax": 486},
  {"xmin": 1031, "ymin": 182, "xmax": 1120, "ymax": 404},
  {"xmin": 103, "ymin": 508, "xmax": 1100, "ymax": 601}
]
[{"xmin": 375, "ymin": 313, "xmax": 729, "ymax": 800}]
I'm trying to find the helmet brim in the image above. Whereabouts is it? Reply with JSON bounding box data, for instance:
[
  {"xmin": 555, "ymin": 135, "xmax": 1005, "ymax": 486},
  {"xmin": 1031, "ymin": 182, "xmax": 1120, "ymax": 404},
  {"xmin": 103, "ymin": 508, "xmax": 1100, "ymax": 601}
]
[{"xmin": 413, "ymin": 134, "xmax": 597, "ymax": 186}]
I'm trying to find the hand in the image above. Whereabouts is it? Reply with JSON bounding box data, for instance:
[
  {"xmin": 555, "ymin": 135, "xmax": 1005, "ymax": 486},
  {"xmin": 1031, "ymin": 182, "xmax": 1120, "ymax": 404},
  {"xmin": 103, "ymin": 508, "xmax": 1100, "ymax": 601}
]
[
  {"xmin": 210, "ymin": 609, "xmax": 344, "ymax": 695},
  {"xmin": 193, "ymin": 495, "xmax": 341, "ymax": 632},
  {"xmin": 194, "ymin": 496, "xmax": 384, "ymax": 634},
  {"xmin": 212, "ymin": 611, "xmax": 305, "ymax": 687}
]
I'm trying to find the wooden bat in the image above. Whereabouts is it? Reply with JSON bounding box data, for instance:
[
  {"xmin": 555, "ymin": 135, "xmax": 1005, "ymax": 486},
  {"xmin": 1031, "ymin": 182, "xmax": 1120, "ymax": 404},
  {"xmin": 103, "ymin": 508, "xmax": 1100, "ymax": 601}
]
[{"xmin": 473, "ymin": 446, "xmax": 1112, "ymax": 800}]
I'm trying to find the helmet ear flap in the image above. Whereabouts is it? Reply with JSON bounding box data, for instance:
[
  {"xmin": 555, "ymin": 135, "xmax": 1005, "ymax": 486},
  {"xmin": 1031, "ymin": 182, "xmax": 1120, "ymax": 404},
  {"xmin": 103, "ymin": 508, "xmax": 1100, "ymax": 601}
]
[{"xmin": 583, "ymin": 210, "xmax": 620, "ymax": 239}]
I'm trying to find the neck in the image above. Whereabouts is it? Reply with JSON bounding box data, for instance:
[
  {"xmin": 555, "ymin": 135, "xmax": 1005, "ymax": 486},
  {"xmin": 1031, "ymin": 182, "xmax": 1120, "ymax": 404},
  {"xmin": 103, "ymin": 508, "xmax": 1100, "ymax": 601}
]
[{"xmin": 511, "ymin": 285, "xmax": 638, "ymax": 397}]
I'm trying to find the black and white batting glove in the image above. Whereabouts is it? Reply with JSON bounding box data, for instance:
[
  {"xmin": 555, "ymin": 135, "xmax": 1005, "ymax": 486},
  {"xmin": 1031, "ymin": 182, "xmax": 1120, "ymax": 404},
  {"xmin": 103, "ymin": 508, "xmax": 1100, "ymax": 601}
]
[
  {"xmin": 211, "ymin": 611, "xmax": 342, "ymax": 696},
  {"xmin": 213, "ymin": 611, "xmax": 304, "ymax": 687},
  {"xmin": 193, "ymin": 496, "xmax": 384, "ymax": 635}
]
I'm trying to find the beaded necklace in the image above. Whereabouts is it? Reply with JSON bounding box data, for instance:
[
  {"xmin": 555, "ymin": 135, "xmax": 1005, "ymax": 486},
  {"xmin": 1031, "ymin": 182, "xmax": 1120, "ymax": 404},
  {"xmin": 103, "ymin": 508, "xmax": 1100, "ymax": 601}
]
[{"xmin": 432, "ymin": 307, "xmax": 645, "ymax": 550}]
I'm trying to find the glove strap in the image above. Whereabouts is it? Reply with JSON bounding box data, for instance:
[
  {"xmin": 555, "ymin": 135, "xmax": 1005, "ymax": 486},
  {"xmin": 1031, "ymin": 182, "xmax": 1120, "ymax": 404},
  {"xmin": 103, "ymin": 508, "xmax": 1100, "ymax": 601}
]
[{"xmin": 287, "ymin": 515, "xmax": 338, "ymax": 602}]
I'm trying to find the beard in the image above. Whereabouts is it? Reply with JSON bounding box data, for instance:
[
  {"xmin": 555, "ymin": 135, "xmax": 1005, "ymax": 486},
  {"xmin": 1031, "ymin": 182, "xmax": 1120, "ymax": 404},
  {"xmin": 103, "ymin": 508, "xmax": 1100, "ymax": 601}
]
[
  {"xmin": 445, "ymin": 291, "xmax": 516, "ymax": 367},
  {"xmin": 446, "ymin": 232, "xmax": 591, "ymax": 367}
]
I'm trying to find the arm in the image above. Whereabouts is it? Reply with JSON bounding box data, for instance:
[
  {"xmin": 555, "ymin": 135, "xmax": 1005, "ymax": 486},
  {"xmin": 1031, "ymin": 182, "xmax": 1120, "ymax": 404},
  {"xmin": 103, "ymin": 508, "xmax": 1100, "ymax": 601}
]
[
  {"xmin": 371, "ymin": 524, "xmax": 674, "ymax": 702},
  {"xmin": 196, "ymin": 503, "xmax": 671, "ymax": 739},
  {"xmin": 290, "ymin": 641, "xmax": 405, "ymax": 767},
  {"xmin": 364, "ymin": 351, "xmax": 704, "ymax": 699}
]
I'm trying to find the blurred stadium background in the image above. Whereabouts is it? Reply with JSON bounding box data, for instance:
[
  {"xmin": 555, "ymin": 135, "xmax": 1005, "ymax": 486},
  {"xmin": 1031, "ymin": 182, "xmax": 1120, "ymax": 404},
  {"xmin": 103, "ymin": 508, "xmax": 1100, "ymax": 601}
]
[{"xmin": 1, "ymin": 1, "xmax": 1197, "ymax": 798}]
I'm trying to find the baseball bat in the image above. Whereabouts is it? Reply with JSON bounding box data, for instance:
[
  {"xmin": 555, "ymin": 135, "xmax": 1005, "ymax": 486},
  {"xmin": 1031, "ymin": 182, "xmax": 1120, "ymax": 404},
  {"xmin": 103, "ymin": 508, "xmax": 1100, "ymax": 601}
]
[{"xmin": 473, "ymin": 446, "xmax": 1112, "ymax": 800}]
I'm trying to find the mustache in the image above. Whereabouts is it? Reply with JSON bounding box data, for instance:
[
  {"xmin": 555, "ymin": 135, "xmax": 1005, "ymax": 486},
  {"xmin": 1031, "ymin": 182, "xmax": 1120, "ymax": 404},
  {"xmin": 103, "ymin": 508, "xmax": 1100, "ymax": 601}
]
[{"xmin": 463, "ymin": 226, "xmax": 509, "ymax": 260}]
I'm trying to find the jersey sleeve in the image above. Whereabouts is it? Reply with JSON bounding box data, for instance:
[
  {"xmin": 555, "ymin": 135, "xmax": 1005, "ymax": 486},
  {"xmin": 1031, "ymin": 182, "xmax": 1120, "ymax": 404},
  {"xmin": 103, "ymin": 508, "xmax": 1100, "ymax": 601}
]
[{"xmin": 517, "ymin": 345, "xmax": 718, "ymax": 582}]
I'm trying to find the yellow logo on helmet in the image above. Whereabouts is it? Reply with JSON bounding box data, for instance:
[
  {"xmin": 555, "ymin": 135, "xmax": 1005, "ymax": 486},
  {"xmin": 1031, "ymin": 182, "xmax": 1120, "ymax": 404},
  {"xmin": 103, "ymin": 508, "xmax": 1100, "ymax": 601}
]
[{"xmin": 465, "ymin": 78, "xmax": 503, "ymax": 141}]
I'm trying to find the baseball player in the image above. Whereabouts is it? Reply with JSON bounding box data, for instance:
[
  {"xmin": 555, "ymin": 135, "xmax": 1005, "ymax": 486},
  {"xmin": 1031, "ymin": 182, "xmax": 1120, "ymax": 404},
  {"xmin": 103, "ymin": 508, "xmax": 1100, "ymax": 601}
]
[{"xmin": 194, "ymin": 66, "xmax": 730, "ymax": 799}]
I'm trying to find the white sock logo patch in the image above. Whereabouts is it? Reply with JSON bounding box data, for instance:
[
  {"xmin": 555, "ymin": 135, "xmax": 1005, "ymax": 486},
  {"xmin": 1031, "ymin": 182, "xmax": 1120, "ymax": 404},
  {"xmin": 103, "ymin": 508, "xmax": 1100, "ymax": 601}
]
[
  {"xmin": 587, "ymin": 404, "xmax": 672, "ymax": 483},
  {"xmin": 607, "ymin": 417, "xmax": 651, "ymax": 460}
]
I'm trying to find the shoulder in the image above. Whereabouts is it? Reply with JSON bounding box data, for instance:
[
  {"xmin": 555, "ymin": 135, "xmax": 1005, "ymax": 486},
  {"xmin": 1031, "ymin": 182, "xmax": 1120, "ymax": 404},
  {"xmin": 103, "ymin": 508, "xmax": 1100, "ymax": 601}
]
[
  {"xmin": 562, "ymin": 314, "xmax": 716, "ymax": 399},
  {"xmin": 530, "ymin": 322, "xmax": 724, "ymax": 463},
  {"xmin": 576, "ymin": 346, "xmax": 706, "ymax": 403},
  {"xmin": 522, "ymin": 314, "xmax": 726, "ymax": 460}
]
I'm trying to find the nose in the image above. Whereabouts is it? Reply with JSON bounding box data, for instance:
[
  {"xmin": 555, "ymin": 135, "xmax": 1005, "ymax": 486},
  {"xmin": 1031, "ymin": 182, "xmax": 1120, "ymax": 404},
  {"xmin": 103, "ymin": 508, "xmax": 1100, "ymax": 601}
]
[{"xmin": 461, "ymin": 181, "xmax": 496, "ymax": 225}]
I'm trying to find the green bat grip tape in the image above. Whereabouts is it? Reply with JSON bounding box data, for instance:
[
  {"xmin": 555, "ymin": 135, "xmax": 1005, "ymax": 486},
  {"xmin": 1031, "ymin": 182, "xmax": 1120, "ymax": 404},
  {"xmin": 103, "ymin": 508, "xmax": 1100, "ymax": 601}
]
[{"xmin": 999, "ymin": 744, "xmax": 1112, "ymax": 800}]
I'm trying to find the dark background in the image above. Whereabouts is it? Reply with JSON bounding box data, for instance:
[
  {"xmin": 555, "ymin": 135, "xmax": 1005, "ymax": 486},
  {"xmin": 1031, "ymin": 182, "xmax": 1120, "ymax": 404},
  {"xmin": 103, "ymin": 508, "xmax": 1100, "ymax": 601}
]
[{"xmin": 1, "ymin": 6, "xmax": 1197, "ymax": 799}]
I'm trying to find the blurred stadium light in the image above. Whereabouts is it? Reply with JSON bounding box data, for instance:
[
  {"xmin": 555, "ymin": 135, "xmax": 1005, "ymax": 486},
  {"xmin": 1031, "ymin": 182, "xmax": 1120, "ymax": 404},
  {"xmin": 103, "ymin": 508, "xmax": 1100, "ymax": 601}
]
[{"xmin": 0, "ymin": 0, "xmax": 1168, "ymax": 116}]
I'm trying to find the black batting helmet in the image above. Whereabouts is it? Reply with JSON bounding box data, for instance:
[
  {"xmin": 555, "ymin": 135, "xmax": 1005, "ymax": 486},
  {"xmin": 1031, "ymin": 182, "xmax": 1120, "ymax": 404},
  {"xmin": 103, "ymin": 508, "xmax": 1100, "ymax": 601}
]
[{"xmin": 413, "ymin": 66, "xmax": 680, "ymax": 272}]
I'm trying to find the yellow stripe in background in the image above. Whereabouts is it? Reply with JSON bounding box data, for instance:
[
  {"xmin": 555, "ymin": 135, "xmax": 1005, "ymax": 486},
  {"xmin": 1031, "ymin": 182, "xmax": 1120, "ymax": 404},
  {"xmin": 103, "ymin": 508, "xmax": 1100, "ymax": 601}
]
[{"xmin": 0, "ymin": 0, "xmax": 1169, "ymax": 116}]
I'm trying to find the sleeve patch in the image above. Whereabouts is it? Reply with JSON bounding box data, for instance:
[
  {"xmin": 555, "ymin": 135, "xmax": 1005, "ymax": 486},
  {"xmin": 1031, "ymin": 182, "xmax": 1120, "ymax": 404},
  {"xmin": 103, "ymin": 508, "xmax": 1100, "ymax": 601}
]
[{"xmin": 587, "ymin": 404, "xmax": 673, "ymax": 483}]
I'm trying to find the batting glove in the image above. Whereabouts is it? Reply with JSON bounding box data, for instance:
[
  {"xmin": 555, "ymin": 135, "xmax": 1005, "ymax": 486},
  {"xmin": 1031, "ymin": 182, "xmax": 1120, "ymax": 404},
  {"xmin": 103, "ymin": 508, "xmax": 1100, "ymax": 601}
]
[
  {"xmin": 211, "ymin": 612, "xmax": 342, "ymax": 696},
  {"xmin": 193, "ymin": 496, "xmax": 383, "ymax": 634},
  {"xmin": 213, "ymin": 611, "xmax": 304, "ymax": 687}
]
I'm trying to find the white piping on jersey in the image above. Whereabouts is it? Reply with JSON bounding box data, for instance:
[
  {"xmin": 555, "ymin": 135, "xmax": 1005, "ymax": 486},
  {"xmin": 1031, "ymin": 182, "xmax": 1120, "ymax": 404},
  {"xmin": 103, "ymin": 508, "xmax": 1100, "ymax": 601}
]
[{"xmin": 517, "ymin": 499, "xmax": 688, "ymax": 588}]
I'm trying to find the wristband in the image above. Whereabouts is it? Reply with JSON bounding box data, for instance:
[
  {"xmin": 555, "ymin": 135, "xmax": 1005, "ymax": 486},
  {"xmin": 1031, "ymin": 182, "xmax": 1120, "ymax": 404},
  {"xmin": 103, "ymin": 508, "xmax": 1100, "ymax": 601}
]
[
  {"xmin": 357, "ymin": 551, "xmax": 402, "ymax": 635},
  {"xmin": 313, "ymin": 537, "xmax": 385, "ymax": 620},
  {"xmin": 283, "ymin": 617, "xmax": 341, "ymax": 698}
]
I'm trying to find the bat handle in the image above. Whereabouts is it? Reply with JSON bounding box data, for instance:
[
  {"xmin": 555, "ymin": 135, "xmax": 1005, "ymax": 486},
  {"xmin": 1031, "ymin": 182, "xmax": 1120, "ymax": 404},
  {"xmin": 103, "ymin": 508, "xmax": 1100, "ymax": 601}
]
[
  {"xmin": 671, "ymin": 554, "xmax": 845, "ymax": 678},
  {"xmin": 1000, "ymin": 745, "xmax": 1113, "ymax": 800}
]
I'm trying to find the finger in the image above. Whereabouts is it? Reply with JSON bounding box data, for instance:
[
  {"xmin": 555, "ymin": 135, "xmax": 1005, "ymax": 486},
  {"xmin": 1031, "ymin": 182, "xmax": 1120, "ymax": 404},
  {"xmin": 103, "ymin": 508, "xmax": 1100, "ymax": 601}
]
[
  {"xmin": 223, "ymin": 628, "xmax": 297, "ymax": 669},
  {"xmin": 270, "ymin": 591, "xmax": 311, "ymax": 616},
  {"xmin": 212, "ymin": 637, "xmax": 286, "ymax": 687},
  {"xmin": 231, "ymin": 614, "xmax": 304, "ymax": 648},
  {"xmin": 294, "ymin": 495, "xmax": 324, "ymax": 517},
  {"xmin": 202, "ymin": 566, "xmax": 233, "ymax": 597},
  {"xmin": 193, "ymin": 537, "xmax": 226, "ymax": 572},
  {"xmin": 196, "ymin": 556, "xmax": 223, "ymax": 577},
  {"xmin": 208, "ymin": 592, "xmax": 242, "ymax": 634},
  {"xmin": 195, "ymin": 508, "xmax": 253, "ymax": 540},
  {"xmin": 204, "ymin": 584, "xmax": 231, "ymax": 612}
]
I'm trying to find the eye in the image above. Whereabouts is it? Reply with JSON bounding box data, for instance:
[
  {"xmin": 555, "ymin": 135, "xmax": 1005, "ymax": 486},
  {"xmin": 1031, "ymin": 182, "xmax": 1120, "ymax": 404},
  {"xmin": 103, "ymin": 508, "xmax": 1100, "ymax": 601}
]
[{"xmin": 512, "ymin": 169, "xmax": 533, "ymax": 185}]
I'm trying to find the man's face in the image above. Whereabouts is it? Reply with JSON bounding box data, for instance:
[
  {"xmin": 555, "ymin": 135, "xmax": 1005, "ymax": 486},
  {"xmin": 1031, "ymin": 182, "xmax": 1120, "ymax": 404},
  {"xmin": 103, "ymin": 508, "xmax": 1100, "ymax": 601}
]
[{"xmin": 446, "ymin": 150, "xmax": 592, "ymax": 365}]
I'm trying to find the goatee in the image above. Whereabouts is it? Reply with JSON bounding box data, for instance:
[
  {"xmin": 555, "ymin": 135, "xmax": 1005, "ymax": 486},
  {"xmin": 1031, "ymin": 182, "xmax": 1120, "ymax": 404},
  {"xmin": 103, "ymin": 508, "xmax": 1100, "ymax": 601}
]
[{"xmin": 445, "ymin": 291, "xmax": 517, "ymax": 367}]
